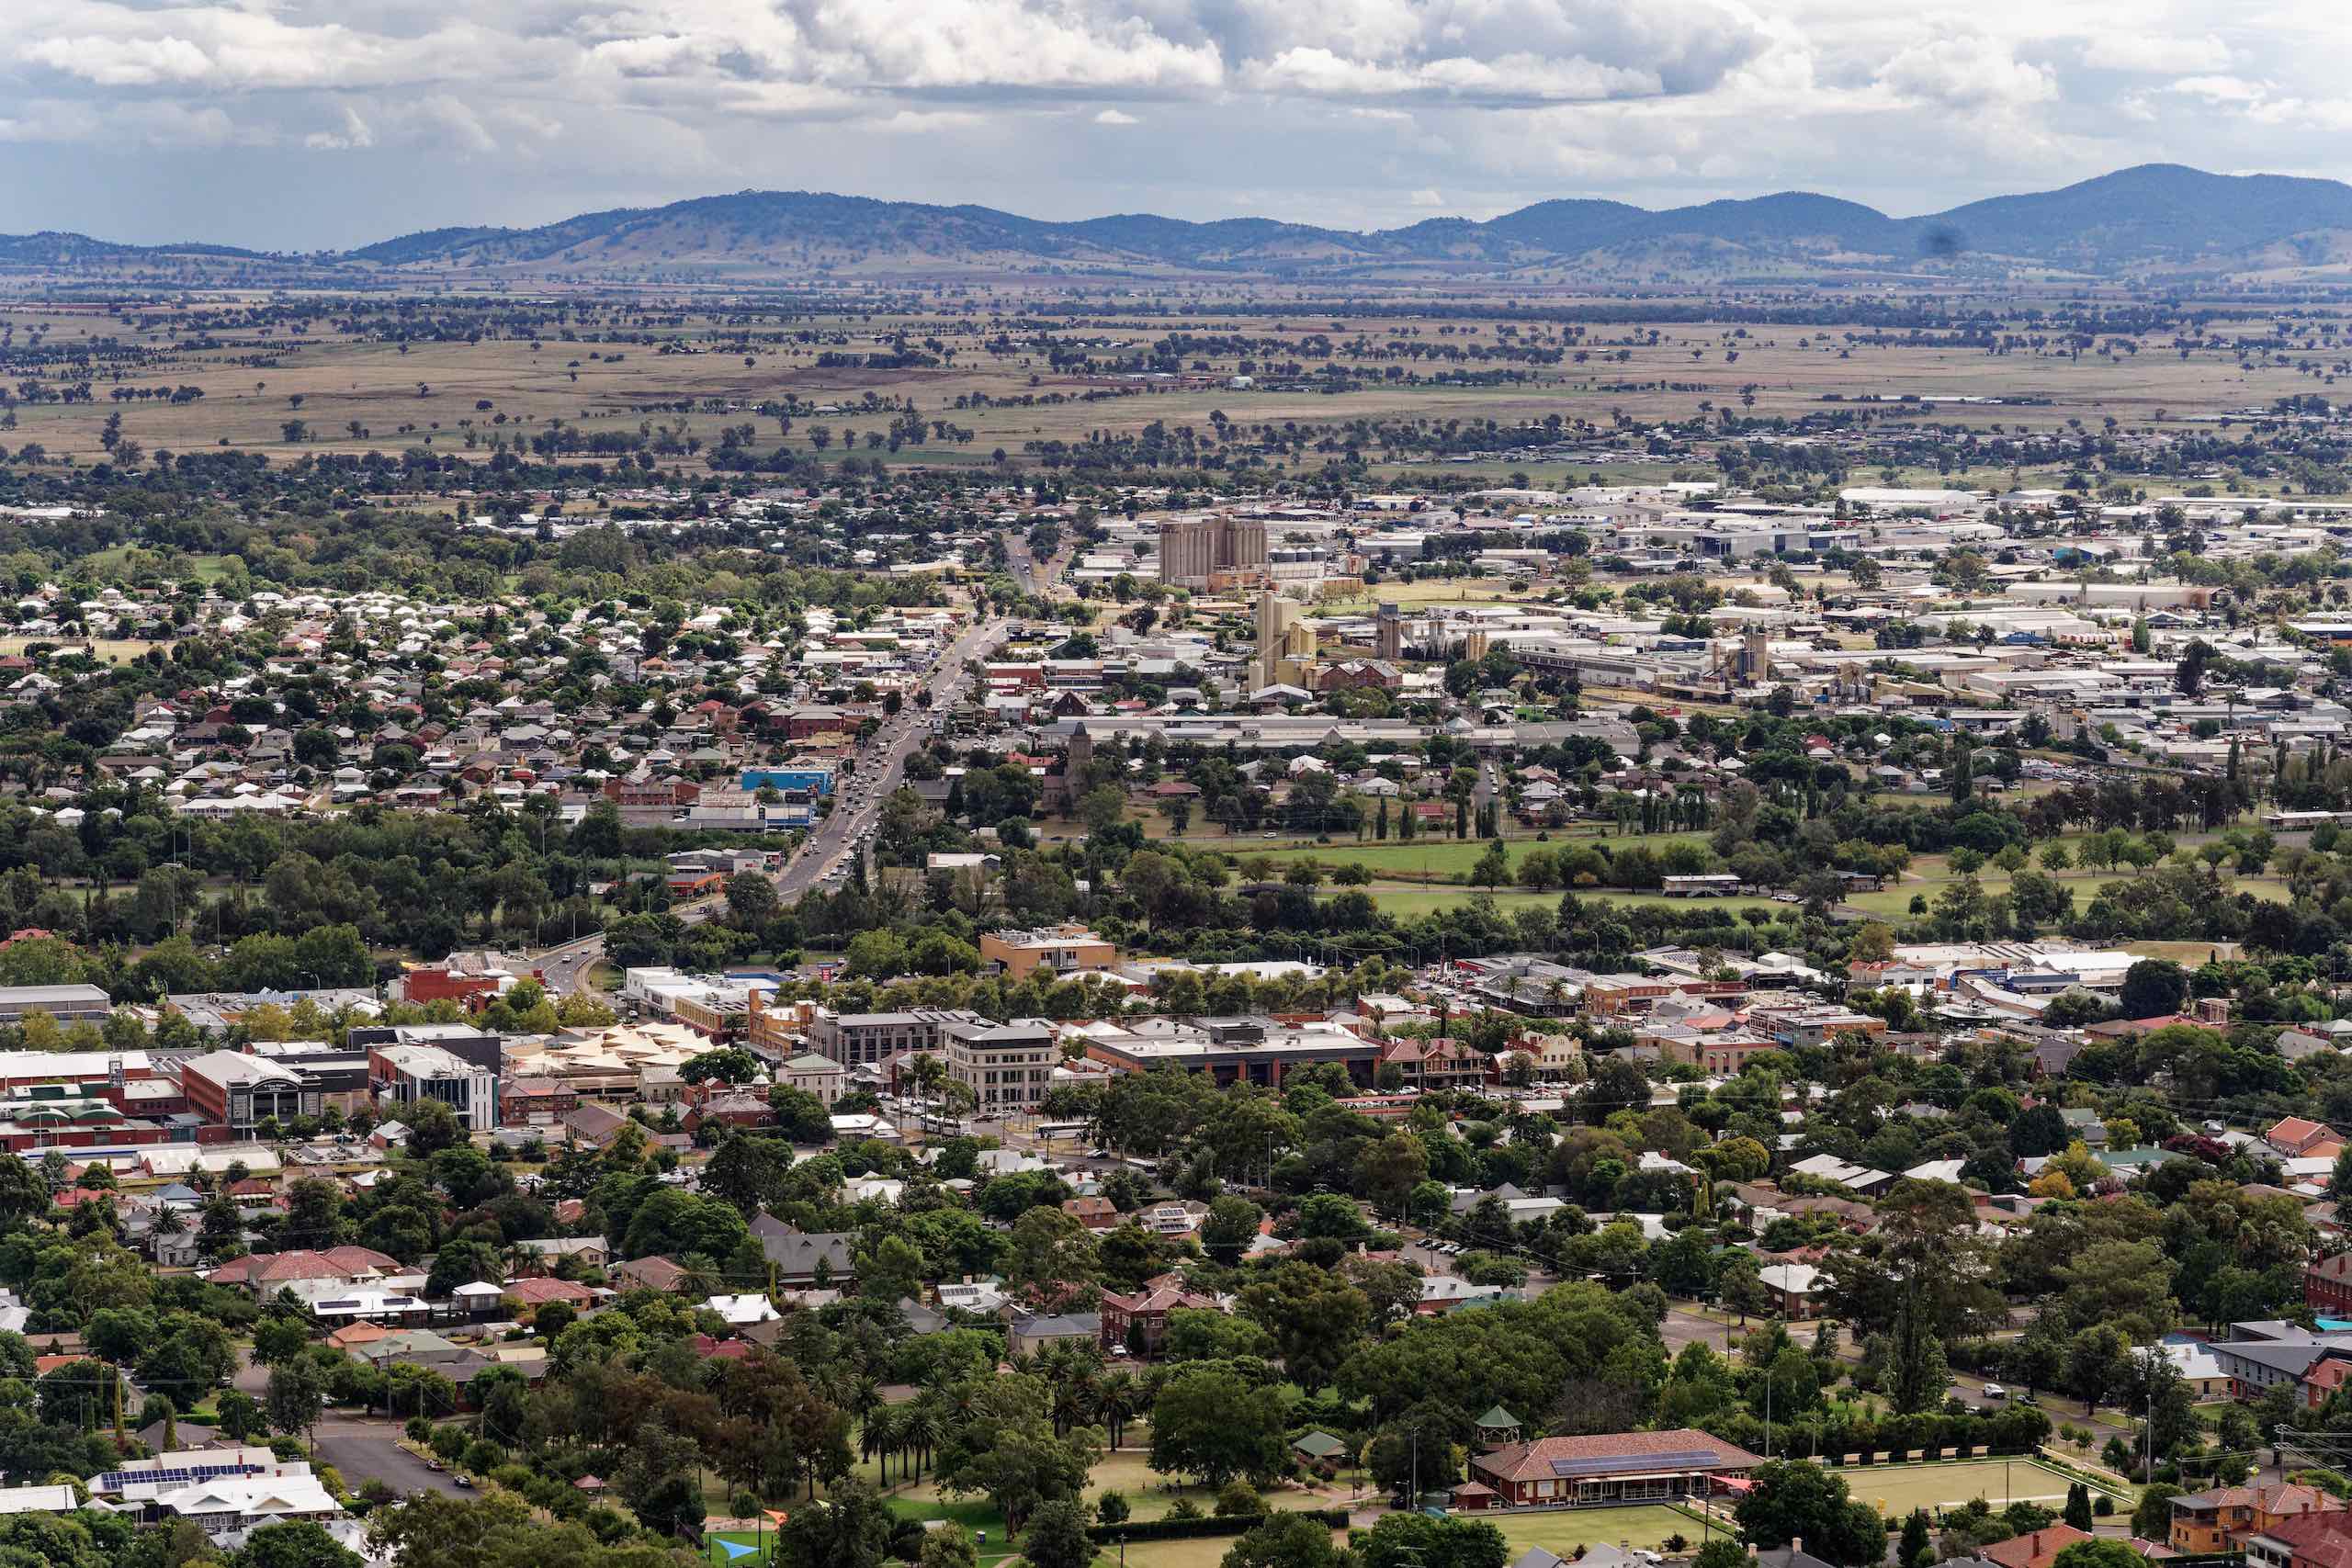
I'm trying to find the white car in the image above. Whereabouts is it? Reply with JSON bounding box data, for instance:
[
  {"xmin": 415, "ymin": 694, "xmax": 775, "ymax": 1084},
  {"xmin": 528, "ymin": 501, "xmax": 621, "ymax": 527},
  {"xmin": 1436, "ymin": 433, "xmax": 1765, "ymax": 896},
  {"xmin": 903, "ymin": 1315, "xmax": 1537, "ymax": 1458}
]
[{"xmin": 1982, "ymin": 1383, "xmax": 2007, "ymax": 1400}]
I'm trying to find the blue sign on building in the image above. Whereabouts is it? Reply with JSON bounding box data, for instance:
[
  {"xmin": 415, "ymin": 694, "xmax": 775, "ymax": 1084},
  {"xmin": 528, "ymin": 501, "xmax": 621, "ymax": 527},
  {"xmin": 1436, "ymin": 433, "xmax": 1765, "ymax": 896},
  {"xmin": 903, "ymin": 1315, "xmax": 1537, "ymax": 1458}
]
[{"xmin": 741, "ymin": 767, "xmax": 834, "ymax": 798}]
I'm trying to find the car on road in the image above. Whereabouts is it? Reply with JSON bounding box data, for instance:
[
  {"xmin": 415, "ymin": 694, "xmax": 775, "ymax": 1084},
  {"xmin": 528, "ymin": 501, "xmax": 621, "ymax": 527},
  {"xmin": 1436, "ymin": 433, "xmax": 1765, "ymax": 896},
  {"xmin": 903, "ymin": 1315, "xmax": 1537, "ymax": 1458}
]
[
  {"xmin": 454, "ymin": 1475, "xmax": 472, "ymax": 1488},
  {"xmin": 1982, "ymin": 1383, "xmax": 2007, "ymax": 1400}
]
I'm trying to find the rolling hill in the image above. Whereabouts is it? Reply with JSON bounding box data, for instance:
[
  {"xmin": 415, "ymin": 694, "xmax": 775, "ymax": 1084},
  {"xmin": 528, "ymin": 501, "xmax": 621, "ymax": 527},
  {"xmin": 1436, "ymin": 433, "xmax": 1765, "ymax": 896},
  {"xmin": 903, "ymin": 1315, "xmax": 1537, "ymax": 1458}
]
[{"xmin": 12, "ymin": 164, "xmax": 2352, "ymax": 282}]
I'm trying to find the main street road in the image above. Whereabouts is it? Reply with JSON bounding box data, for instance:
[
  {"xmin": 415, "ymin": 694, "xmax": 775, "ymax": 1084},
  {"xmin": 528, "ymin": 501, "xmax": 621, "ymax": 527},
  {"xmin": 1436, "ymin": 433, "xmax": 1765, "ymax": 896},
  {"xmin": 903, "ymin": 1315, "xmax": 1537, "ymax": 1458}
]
[
  {"xmin": 775, "ymin": 612, "xmax": 1005, "ymax": 898},
  {"xmin": 772, "ymin": 541, "xmax": 1068, "ymax": 901},
  {"xmin": 531, "ymin": 541, "xmax": 1067, "ymax": 986},
  {"xmin": 535, "ymin": 931, "xmax": 605, "ymax": 998}
]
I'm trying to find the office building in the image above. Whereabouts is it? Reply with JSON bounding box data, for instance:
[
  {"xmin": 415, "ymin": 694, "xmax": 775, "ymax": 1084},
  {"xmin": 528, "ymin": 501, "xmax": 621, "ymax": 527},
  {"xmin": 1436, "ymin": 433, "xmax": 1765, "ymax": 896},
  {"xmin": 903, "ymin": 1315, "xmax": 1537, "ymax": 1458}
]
[
  {"xmin": 978, "ymin": 926, "xmax": 1118, "ymax": 981},
  {"xmin": 177, "ymin": 1052, "xmax": 312, "ymax": 1134},
  {"xmin": 368, "ymin": 1043, "xmax": 498, "ymax": 1133},
  {"xmin": 939, "ymin": 1015, "xmax": 1057, "ymax": 1113},
  {"xmin": 806, "ymin": 1007, "xmax": 989, "ymax": 1069}
]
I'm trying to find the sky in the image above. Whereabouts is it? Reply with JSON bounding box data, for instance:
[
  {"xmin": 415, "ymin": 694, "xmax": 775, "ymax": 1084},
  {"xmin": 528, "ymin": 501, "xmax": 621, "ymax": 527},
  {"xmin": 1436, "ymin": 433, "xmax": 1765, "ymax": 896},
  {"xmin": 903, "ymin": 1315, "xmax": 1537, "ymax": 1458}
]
[{"xmin": 6, "ymin": 0, "xmax": 2352, "ymax": 251}]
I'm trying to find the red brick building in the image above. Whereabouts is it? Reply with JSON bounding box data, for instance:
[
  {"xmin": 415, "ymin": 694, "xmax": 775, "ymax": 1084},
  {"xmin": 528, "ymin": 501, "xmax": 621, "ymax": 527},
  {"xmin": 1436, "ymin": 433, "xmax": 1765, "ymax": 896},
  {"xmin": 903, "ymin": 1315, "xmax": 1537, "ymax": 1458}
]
[
  {"xmin": 605, "ymin": 776, "xmax": 698, "ymax": 808},
  {"xmin": 2250, "ymin": 1506, "xmax": 2352, "ymax": 1568},
  {"xmin": 1099, "ymin": 1279, "xmax": 1223, "ymax": 1358},
  {"xmin": 2308, "ymin": 1252, "xmax": 2352, "ymax": 1315},
  {"xmin": 396, "ymin": 966, "xmax": 537, "ymax": 1010},
  {"xmin": 1464, "ymin": 1429, "xmax": 1760, "ymax": 1510}
]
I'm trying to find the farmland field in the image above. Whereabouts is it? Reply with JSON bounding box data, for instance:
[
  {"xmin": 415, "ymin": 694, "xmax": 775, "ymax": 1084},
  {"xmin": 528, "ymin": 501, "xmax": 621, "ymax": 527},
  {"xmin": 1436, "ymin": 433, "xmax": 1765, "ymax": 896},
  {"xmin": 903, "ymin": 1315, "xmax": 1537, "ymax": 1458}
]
[{"xmin": 1, "ymin": 294, "xmax": 2340, "ymax": 500}]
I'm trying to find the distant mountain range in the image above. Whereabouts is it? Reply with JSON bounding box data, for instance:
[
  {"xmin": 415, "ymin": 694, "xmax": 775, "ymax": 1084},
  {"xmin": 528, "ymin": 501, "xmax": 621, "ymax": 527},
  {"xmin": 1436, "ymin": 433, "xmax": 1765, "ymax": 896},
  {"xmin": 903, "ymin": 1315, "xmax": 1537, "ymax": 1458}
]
[{"xmin": 17, "ymin": 164, "xmax": 2352, "ymax": 282}]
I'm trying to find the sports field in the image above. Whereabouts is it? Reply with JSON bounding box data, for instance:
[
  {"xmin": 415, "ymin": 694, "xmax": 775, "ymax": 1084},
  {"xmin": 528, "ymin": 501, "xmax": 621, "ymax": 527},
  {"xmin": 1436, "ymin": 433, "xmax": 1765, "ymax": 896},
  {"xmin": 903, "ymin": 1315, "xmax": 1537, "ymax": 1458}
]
[
  {"xmin": 1492, "ymin": 1504, "xmax": 1716, "ymax": 1559},
  {"xmin": 1832, "ymin": 1458, "xmax": 2123, "ymax": 1517}
]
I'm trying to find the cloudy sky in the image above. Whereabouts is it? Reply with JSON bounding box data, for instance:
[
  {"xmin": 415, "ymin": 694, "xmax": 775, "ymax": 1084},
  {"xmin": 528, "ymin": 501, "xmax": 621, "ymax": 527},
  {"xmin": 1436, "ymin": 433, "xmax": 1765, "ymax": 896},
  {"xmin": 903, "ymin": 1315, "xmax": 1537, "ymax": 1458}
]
[{"xmin": 6, "ymin": 0, "xmax": 2349, "ymax": 250}]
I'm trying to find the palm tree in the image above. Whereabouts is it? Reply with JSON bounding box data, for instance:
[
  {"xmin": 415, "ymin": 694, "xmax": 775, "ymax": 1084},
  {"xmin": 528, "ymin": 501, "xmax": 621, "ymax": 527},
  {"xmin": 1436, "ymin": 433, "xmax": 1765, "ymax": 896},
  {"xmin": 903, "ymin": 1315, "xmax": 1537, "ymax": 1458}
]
[
  {"xmin": 1049, "ymin": 1359, "xmax": 1097, "ymax": 1438},
  {"xmin": 1093, "ymin": 1370, "xmax": 1140, "ymax": 1452},
  {"xmin": 673, "ymin": 1254, "xmax": 721, "ymax": 1299},
  {"xmin": 847, "ymin": 1373, "xmax": 883, "ymax": 1442},
  {"xmin": 899, "ymin": 1396, "xmax": 946, "ymax": 1483},
  {"xmin": 863, "ymin": 1398, "xmax": 900, "ymax": 1483}
]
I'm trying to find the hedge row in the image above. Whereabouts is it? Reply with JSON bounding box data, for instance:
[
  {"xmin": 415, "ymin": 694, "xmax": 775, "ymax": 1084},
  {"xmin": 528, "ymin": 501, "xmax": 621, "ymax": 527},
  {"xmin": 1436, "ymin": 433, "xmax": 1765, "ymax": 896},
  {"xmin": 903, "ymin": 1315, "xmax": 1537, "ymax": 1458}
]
[{"xmin": 1091, "ymin": 1508, "xmax": 1351, "ymax": 1544}]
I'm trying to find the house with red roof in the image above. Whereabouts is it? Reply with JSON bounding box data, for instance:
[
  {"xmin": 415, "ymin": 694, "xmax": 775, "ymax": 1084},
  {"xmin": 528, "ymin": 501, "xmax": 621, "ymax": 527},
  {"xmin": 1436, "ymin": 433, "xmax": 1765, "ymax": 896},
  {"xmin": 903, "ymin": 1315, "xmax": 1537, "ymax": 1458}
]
[
  {"xmin": 1464, "ymin": 1428, "xmax": 1760, "ymax": 1510},
  {"xmin": 1099, "ymin": 1278, "xmax": 1223, "ymax": 1357},
  {"xmin": 2242, "ymin": 1508, "xmax": 2352, "ymax": 1568},
  {"xmin": 505, "ymin": 1278, "xmax": 594, "ymax": 1310},
  {"xmin": 1982, "ymin": 1526, "xmax": 2095, "ymax": 1568},
  {"xmin": 2271, "ymin": 1117, "xmax": 2342, "ymax": 1157},
  {"xmin": 207, "ymin": 1247, "xmax": 401, "ymax": 1298},
  {"xmin": 2172, "ymin": 1482, "xmax": 2345, "ymax": 1554}
]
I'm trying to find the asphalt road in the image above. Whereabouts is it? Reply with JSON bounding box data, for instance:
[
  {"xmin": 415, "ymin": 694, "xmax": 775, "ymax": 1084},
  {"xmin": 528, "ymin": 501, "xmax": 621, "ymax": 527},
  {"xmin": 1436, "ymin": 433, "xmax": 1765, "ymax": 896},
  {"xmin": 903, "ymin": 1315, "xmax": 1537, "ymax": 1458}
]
[
  {"xmin": 311, "ymin": 1414, "xmax": 468, "ymax": 1499},
  {"xmin": 774, "ymin": 542, "xmax": 1067, "ymax": 902},
  {"xmin": 527, "ymin": 543, "xmax": 1065, "ymax": 984},
  {"xmin": 775, "ymin": 614, "xmax": 1007, "ymax": 899},
  {"xmin": 536, "ymin": 933, "xmax": 605, "ymax": 998}
]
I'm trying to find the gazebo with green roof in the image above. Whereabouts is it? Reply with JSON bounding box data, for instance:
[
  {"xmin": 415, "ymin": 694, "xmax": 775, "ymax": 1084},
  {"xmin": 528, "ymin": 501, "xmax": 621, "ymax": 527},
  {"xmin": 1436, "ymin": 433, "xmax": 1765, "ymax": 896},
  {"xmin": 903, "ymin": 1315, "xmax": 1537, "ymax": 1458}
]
[
  {"xmin": 1475, "ymin": 1406, "xmax": 1522, "ymax": 1447},
  {"xmin": 1292, "ymin": 1430, "xmax": 1349, "ymax": 1467}
]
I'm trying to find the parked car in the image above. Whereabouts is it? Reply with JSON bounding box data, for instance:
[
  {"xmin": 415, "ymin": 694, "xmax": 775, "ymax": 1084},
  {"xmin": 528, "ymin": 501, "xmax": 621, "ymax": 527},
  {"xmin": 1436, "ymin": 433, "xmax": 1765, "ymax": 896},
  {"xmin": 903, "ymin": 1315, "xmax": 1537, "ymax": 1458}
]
[{"xmin": 1983, "ymin": 1383, "xmax": 2007, "ymax": 1400}]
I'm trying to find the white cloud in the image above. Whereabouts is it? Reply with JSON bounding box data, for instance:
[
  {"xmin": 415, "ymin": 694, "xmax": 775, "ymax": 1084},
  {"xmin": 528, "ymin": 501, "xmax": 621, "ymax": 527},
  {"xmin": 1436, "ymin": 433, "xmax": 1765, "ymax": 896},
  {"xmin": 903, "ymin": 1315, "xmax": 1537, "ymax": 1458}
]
[
  {"xmin": 2079, "ymin": 33, "xmax": 2228, "ymax": 73},
  {"xmin": 865, "ymin": 109, "xmax": 988, "ymax": 133},
  {"xmin": 2, "ymin": 1, "xmax": 2351, "ymax": 245},
  {"xmin": 1879, "ymin": 37, "xmax": 2057, "ymax": 109},
  {"xmin": 305, "ymin": 105, "xmax": 376, "ymax": 151},
  {"xmin": 1408, "ymin": 186, "xmax": 1443, "ymax": 206},
  {"xmin": 2169, "ymin": 74, "xmax": 2267, "ymax": 103}
]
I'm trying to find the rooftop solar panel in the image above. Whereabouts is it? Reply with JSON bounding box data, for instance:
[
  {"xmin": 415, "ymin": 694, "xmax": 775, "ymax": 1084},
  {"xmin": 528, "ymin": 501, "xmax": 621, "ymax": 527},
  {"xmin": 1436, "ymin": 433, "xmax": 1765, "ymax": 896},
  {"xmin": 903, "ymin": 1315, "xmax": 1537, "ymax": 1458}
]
[
  {"xmin": 94, "ymin": 1461, "xmax": 261, "ymax": 1491},
  {"xmin": 1548, "ymin": 1450, "xmax": 1728, "ymax": 1479}
]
